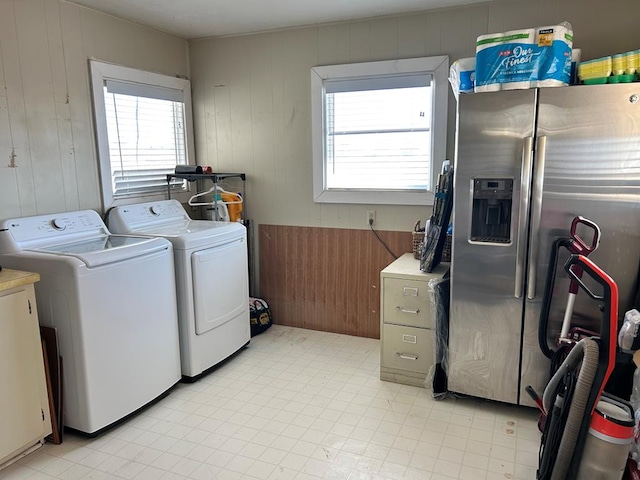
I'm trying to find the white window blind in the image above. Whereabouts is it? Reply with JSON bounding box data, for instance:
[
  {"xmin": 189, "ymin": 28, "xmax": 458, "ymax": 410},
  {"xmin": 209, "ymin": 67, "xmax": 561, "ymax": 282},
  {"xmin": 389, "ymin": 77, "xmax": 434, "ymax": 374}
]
[
  {"xmin": 325, "ymin": 80, "xmax": 432, "ymax": 191},
  {"xmin": 103, "ymin": 80, "xmax": 187, "ymax": 198},
  {"xmin": 311, "ymin": 56, "xmax": 448, "ymax": 205}
]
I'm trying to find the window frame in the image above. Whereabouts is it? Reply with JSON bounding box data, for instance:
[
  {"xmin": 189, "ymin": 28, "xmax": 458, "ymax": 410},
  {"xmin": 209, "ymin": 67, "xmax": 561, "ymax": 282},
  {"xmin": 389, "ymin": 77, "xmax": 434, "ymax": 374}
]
[
  {"xmin": 311, "ymin": 56, "xmax": 449, "ymax": 205},
  {"xmin": 89, "ymin": 60, "xmax": 196, "ymax": 209}
]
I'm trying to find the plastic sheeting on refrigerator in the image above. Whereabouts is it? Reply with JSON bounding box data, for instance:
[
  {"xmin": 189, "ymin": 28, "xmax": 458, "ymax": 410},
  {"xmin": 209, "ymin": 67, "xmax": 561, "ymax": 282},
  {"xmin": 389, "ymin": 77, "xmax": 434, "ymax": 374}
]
[{"xmin": 424, "ymin": 272, "xmax": 453, "ymax": 399}]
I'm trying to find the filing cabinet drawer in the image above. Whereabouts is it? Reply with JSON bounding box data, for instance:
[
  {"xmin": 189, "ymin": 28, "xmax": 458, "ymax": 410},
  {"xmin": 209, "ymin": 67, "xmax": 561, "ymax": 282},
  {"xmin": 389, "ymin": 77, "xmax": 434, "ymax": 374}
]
[
  {"xmin": 382, "ymin": 277, "xmax": 432, "ymax": 328},
  {"xmin": 381, "ymin": 324, "xmax": 433, "ymax": 375}
]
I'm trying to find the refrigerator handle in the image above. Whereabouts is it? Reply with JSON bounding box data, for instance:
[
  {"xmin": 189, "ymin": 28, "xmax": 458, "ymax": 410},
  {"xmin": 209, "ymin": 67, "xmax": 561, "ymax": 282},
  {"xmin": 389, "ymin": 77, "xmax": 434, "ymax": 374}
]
[
  {"xmin": 515, "ymin": 136, "xmax": 534, "ymax": 298},
  {"xmin": 527, "ymin": 135, "xmax": 548, "ymax": 300}
]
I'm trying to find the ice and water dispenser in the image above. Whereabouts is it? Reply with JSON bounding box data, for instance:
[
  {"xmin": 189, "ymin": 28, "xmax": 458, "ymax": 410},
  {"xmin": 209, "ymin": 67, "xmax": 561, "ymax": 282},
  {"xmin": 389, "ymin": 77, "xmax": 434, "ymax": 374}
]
[{"xmin": 470, "ymin": 178, "xmax": 513, "ymax": 243}]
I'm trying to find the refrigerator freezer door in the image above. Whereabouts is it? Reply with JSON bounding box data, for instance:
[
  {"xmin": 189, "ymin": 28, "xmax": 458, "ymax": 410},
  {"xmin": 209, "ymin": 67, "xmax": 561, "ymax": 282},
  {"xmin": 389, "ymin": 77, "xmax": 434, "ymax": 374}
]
[
  {"xmin": 449, "ymin": 89, "xmax": 537, "ymax": 404},
  {"xmin": 520, "ymin": 84, "xmax": 640, "ymax": 403}
]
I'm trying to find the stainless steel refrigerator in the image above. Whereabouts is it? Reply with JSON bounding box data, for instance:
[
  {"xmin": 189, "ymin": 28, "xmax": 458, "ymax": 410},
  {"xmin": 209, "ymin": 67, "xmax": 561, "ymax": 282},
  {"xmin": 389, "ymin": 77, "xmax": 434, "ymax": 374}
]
[{"xmin": 448, "ymin": 83, "xmax": 640, "ymax": 406}]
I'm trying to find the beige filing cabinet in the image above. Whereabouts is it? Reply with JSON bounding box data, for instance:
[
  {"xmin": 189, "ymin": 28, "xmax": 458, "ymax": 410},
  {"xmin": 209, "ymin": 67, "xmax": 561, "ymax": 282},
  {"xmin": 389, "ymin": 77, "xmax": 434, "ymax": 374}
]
[
  {"xmin": 380, "ymin": 253, "xmax": 448, "ymax": 387},
  {"xmin": 0, "ymin": 269, "xmax": 52, "ymax": 468}
]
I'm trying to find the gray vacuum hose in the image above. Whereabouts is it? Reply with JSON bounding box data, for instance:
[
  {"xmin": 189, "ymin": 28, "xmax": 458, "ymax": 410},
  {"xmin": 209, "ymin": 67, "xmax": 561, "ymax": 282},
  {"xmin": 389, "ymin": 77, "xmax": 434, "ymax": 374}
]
[{"xmin": 543, "ymin": 338, "xmax": 599, "ymax": 480}]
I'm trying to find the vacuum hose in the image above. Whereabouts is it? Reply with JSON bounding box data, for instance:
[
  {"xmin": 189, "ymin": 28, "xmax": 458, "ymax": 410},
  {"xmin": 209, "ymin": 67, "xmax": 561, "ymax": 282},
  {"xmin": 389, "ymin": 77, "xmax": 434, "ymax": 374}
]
[{"xmin": 542, "ymin": 338, "xmax": 599, "ymax": 480}]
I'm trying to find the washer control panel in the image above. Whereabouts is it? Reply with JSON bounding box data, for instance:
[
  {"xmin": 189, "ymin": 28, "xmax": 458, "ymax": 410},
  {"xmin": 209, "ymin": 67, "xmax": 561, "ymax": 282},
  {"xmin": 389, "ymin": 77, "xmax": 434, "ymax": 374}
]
[{"xmin": 3, "ymin": 211, "xmax": 108, "ymax": 244}]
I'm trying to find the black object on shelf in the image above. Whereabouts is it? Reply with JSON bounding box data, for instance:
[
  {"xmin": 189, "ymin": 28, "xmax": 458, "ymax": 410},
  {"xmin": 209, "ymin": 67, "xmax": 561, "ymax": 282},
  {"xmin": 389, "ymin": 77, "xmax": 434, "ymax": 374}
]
[
  {"xmin": 166, "ymin": 172, "xmax": 246, "ymax": 184},
  {"xmin": 421, "ymin": 166, "xmax": 454, "ymax": 273},
  {"xmin": 175, "ymin": 165, "xmax": 204, "ymax": 175}
]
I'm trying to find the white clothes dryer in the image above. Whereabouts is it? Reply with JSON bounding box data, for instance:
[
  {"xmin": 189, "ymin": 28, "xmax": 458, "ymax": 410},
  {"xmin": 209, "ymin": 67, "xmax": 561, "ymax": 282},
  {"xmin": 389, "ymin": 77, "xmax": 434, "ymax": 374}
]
[
  {"xmin": 108, "ymin": 199, "xmax": 250, "ymax": 380},
  {"xmin": 0, "ymin": 210, "xmax": 181, "ymax": 435}
]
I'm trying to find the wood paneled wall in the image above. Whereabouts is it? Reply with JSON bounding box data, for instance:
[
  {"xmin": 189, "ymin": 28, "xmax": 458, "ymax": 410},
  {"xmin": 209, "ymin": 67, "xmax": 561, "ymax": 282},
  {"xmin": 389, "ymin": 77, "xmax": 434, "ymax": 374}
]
[{"xmin": 259, "ymin": 224, "xmax": 412, "ymax": 338}]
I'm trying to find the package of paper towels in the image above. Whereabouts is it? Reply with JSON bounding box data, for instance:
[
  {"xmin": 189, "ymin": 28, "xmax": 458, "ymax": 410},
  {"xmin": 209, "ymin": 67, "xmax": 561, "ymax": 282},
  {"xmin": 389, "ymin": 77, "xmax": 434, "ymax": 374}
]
[
  {"xmin": 475, "ymin": 21, "xmax": 573, "ymax": 91},
  {"xmin": 449, "ymin": 57, "xmax": 476, "ymax": 100}
]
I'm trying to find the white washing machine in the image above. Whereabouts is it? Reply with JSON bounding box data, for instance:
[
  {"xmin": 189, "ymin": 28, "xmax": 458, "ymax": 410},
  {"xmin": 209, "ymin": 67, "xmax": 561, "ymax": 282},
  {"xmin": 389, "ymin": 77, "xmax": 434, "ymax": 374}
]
[
  {"xmin": 0, "ymin": 210, "xmax": 181, "ymax": 435},
  {"xmin": 108, "ymin": 199, "xmax": 250, "ymax": 380}
]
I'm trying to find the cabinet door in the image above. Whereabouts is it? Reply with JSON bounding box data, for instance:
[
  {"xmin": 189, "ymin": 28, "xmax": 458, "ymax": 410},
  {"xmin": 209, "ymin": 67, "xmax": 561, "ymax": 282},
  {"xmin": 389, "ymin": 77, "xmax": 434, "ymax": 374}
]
[{"xmin": 0, "ymin": 288, "xmax": 48, "ymax": 463}]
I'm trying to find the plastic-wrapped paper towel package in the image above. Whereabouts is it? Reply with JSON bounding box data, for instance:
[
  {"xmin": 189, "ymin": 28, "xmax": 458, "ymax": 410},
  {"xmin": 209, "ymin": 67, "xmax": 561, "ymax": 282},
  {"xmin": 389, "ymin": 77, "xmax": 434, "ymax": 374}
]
[
  {"xmin": 475, "ymin": 22, "xmax": 573, "ymax": 92},
  {"xmin": 448, "ymin": 57, "xmax": 476, "ymax": 100}
]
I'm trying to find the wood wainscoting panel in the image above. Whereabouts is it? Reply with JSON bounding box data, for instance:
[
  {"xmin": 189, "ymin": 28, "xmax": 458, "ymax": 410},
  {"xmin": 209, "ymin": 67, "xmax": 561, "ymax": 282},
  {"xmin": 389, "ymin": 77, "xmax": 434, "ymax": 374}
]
[{"xmin": 259, "ymin": 225, "xmax": 412, "ymax": 338}]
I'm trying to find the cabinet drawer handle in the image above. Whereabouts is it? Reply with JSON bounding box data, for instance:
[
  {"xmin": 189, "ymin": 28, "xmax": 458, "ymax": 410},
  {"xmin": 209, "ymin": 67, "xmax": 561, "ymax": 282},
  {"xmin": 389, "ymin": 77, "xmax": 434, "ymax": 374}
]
[
  {"xmin": 396, "ymin": 306, "xmax": 420, "ymax": 315},
  {"xmin": 396, "ymin": 352, "xmax": 418, "ymax": 361},
  {"xmin": 402, "ymin": 287, "xmax": 419, "ymax": 296}
]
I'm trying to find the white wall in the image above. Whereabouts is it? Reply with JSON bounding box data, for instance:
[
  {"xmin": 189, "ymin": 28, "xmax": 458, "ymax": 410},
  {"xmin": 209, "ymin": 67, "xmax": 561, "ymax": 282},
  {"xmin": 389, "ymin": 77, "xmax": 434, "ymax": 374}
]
[
  {"xmin": 0, "ymin": 0, "xmax": 189, "ymax": 220},
  {"xmin": 189, "ymin": 0, "xmax": 640, "ymax": 232}
]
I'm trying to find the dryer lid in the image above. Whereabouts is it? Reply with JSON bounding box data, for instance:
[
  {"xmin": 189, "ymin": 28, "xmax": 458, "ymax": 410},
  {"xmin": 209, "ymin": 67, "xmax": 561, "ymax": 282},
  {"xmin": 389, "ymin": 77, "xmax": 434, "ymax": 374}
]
[{"xmin": 27, "ymin": 234, "xmax": 170, "ymax": 267}]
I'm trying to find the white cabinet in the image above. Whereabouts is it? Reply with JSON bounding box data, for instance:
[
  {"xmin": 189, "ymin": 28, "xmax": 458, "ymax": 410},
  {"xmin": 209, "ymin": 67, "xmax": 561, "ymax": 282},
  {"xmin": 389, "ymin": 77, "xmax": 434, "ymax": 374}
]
[
  {"xmin": 380, "ymin": 253, "xmax": 448, "ymax": 387},
  {"xmin": 0, "ymin": 270, "xmax": 51, "ymax": 468}
]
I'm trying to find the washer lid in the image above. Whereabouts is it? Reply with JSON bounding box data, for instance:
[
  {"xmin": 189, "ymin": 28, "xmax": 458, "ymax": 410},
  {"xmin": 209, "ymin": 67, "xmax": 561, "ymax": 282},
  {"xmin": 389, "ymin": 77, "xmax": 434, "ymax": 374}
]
[
  {"xmin": 128, "ymin": 220, "xmax": 245, "ymax": 250},
  {"xmin": 27, "ymin": 234, "xmax": 170, "ymax": 267}
]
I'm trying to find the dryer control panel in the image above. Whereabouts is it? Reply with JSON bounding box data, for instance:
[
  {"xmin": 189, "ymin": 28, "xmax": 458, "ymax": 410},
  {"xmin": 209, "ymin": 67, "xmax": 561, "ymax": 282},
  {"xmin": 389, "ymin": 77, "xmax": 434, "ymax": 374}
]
[{"xmin": 108, "ymin": 200, "xmax": 189, "ymax": 232}]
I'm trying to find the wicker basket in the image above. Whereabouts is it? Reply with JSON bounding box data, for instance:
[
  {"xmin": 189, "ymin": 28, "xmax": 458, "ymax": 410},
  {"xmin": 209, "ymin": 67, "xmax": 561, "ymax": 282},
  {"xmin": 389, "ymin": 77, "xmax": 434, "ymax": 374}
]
[{"xmin": 412, "ymin": 220, "xmax": 425, "ymax": 260}]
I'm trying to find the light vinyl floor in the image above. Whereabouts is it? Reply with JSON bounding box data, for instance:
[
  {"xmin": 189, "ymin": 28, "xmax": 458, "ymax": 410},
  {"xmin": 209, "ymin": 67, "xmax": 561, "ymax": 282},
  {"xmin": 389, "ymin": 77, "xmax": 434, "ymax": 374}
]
[{"xmin": 1, "ymin": 325, "xmax": 540, "ymax": 480}]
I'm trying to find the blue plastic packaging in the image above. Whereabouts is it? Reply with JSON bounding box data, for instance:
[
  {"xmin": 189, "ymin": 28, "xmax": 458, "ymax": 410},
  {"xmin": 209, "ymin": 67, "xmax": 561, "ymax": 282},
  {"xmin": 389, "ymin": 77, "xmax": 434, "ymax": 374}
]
[
  {"xmin": 476, "ymin": 40, "xmax": 571, "ymax": 88},
  {"xmin": 475, "ymin": 23, "xmax": 573, "ymax": 91}
]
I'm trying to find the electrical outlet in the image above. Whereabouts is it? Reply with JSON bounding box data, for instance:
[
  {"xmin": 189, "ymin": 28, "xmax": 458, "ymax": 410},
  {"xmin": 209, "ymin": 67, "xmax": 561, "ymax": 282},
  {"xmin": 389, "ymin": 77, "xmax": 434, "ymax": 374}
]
[{"xmin": 367, "ymin": 210, "xmax": 376, "ymax": 225}]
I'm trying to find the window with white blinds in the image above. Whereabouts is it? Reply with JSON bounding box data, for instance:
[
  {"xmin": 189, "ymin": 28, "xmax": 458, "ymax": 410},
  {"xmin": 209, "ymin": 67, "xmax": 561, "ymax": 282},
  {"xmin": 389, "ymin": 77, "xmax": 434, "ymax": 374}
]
[
  {"xmin": 325, "ymin": 78, "xmax": 432, "ymax": 191},
  {"xmin": 311, "ymin": 57, "xmax": 449, "ymax": 205},
  {"xmin": 104, "ymin": 82, "xmax": 186, "ymax": 197},
  {"xmin": 90, "ymin": 61, "xmax": 195, "ymax": 208}
]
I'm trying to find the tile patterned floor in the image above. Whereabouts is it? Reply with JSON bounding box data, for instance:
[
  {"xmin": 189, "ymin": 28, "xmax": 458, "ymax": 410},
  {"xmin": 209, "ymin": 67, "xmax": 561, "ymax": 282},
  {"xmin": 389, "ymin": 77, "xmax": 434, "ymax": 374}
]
[{"xmin": 1, "ymin": 325, "xmax": 541, "ymax": 480}]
